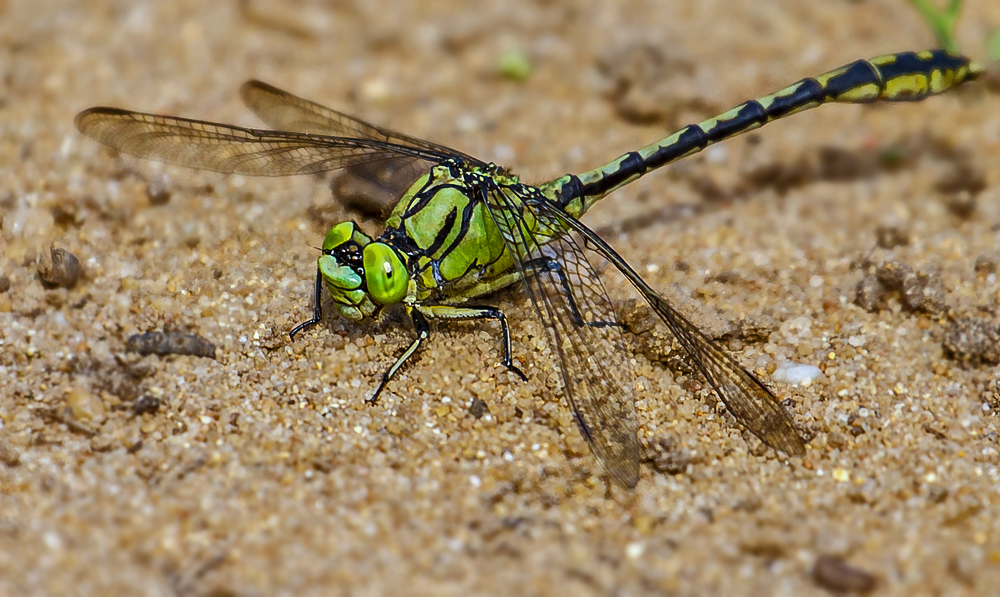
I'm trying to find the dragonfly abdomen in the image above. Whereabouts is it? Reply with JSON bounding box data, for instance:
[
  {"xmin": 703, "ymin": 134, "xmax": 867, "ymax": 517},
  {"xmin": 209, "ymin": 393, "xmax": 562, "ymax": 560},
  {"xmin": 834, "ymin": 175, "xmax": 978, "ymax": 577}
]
[{"xmin": 542, "ymin": 49, "xmax": 979, "ymax": 218}]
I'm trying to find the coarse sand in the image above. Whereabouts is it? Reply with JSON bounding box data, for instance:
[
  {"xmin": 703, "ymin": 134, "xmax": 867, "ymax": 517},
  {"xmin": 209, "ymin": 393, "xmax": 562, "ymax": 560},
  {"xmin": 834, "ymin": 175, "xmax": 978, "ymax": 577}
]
[{"xmin": 2, "ymin": 1, "xmax": 1000, "ymax": 595}]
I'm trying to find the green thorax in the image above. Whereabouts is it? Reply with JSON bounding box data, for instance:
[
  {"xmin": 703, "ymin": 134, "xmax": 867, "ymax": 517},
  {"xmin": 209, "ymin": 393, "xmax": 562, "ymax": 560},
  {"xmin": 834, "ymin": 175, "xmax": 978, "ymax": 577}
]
[{"xmin": 382, "ymin": 160, "xmax": 548, "ymax": 301}]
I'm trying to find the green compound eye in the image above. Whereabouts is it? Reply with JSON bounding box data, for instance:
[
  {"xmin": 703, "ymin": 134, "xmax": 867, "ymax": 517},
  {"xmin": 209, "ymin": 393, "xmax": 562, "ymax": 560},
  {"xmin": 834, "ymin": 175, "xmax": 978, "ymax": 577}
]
[
  {"xmin": 363, "ymin": 242, "xmax": 408, "ymax": 305},
  {"xmin": 322, "ymin": 222, "xmax": 357, "ymax": 251}
]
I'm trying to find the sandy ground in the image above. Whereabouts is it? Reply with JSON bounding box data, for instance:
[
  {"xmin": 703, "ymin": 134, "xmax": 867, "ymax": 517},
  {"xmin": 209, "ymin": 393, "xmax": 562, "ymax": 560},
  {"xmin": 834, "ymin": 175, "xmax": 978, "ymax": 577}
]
[{"xmin": 2, "ymin": 1, "xmax": 1000, "ymax": 595}]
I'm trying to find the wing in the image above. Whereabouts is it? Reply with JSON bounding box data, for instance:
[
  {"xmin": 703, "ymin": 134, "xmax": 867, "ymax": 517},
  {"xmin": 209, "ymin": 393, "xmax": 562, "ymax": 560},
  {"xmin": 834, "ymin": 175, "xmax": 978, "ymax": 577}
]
[
  {"xmin": 74, "ymin": 108, "xmax": 466, "ymax": 177},
  {"xmin": 483, "ymin": 185, "xmax": 641, "ymax": 488},
  {"xmin": 240, "ymin": 80, "xmax": 483, "ymax": 166},
  {"xmin": 238, "ymin": 80, "xmax": 478, "ymax": 216},
  {"xmin": 540, "ymin": 202, "xmax": 807, "ymax": 457}
]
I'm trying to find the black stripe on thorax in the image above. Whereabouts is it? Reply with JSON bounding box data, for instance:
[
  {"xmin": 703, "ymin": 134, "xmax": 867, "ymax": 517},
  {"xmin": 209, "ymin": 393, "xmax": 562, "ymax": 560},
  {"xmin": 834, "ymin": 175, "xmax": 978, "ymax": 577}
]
[
  {"xmin": 434, "ymin": 195, "xmax": 479, "ymax": 260},
  {"xmin": 402, "ymin": 182, "xmax": 475, "ymax": 219},
  {"xmin": 423, "ymin": 207, "xmax": 459, "ymax": 257}
]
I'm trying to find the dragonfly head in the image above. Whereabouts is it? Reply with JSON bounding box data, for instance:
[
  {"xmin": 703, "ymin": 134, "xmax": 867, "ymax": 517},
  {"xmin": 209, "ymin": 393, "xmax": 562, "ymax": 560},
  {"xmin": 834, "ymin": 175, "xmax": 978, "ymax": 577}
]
[{"xmin": 318, "ymin": 221, "xmax": 411, "ymax": 321}]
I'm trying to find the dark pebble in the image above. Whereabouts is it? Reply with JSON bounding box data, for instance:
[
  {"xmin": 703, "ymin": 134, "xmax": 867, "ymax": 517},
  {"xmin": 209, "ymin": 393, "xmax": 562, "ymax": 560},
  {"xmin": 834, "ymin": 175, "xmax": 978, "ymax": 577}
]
[
  {"xmin": 643, "ymin": 436, "xmax": 690, "ymax": 475},
  {"xmin": 945, "ymin": 191, "xmax": 977, "ymax": 219},
  {"xmin": 126, "ymin": 332, "xmax": 217, "ymax": 358},
  {"xmin": 875, "ymin": 224, "xmax": 909, "ymax": 249},
  {"xmin": 38, "ymin": 246, "xmax": 82, "ymax": 289},
  {"xmin": 133, "ymin": 395, "xmax": 161, "ymax": 415},
  {"xmin": 974, "ymin": 255, "xmax": 997, "ymax": 275},
  {"xmin": 942, "ymin": 317, "xmax": 1000, "ymax": 365},
  {"xmin": 813, "ymin": 554, "xmax": 876, "ymax": 593},
  {"xmin": 853, "ymin": 274, "xmax": 883, "ymax": 312},
  {"xmin": 468, "ymin": 397, "xmax": 490, "ymax": 419},
  {"xmin": 0, "ymin": 274, "xmax": 9, "ymax": 293},
  {"xmin": 146, "ymin": 179, "xmax": 172, "ymax": 205}
]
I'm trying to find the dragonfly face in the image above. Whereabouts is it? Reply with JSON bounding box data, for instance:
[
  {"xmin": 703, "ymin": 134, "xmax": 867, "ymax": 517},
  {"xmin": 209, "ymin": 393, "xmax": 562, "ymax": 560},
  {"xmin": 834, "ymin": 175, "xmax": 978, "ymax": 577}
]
[{"xmin": 318, "ymin": 221, "xmax": 412, "ymax": 321}]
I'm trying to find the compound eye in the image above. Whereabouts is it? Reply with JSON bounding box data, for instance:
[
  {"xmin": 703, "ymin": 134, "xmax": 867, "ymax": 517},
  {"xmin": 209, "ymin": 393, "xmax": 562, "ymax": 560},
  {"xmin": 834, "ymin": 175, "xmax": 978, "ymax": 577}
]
[
  {"xmin": 322, "ymin": 222, "xmax": 357, "ymax": 251},
  {"xmin": 363, "ymin": 243, "xmax": 408, "ymax": 305}
]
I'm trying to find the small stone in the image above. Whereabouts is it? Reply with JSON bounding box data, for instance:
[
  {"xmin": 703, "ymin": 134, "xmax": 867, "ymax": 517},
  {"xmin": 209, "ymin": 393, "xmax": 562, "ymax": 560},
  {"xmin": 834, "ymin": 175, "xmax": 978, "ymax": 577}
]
[
  {"xmin": 90, "ymin": 435, "xmax": 115, "ymax": 453},
  {"xmin": 826, "ymin": 431, "xmax": 847, "ymax": 450},
  {"xmin": 945, "ymin": 191, "xmax": 977, "ymax": 219},
  {"xmin": 875, "ymin": 224, "xmax": 909, "ymax": 249},
  {"xmin": 126, "ymin": 331, "xmax": 217, "ymax": 358},
  {"xmin": 65, "ymin": 387, "xmax": 106, "ymax": 423},
  {"xmin": 854, "ymin": 274, "xmax": 884, "ymax": 312},
  {"xmin": 37, "ymin": 246, "xmax": 82, "ymax": 289},
  {"xmin": 132, "ymin": 395, "xmax": 161, "ymax": 416},
  {"xmin": 50, "ymin": 195, "xmax": 83, "ymax": 227},
  {"xmin": 899, "ymin": 268, "xmax": 946, "ymax": 314},
  {"xmin": 943, "ymin": 317, "xmax": 1000, "ymax": 365},
  {"xmin": 0, "ymin": 437, "xmax": 20, "ymax": 466},
  {"xmin": 875, "ymin": 261, "xmax": 913, "ymax": 289},
  {"xmin": 0, "ymin": 274, "xmax": 10, "ymax": 293},
  {"xmin": 984, "ymin": 372, "xmax": 1000, "ymax": 412},
  {"xmin": 813, "ymin": 554, "xmax": 876, "ymax": 593},
  {"xmin": 772, "ymin": 362, "xmax": 824, "ymax": 385},
  {"xmin": 642, "ymin": 436, "xmax": 690, "ymax": 475},
  {"xmin": 974, "ymin": 255, "xmax": 997, "ymax": 275},
  {"xmin": 468, "ymin": 397, "xmax": 490, "ymax": 419},
  {"xmin": 146, "ymin": 178, "xmax": 172, "ymax": 205}
]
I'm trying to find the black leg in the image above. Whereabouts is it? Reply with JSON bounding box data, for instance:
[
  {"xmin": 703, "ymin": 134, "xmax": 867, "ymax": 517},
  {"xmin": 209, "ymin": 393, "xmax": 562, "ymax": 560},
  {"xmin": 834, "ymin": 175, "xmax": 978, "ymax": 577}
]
[
  {"xmin": 289, "ymin": 268, "xmax": 324, "ymax": 341},
  {"xmin": 368, "ymin": 308, "xmax": 430, "ymax": 405},
  {"xmin": 461, "ymin": 305, "xmax": 528, "ymax": 382}
]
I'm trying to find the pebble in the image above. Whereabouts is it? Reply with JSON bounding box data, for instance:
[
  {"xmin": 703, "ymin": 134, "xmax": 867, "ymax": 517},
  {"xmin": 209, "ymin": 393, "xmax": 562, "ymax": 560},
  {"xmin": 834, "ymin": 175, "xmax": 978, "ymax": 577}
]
[
  {"xmin": 145, "ymin": 178, "xmax": 172, "ymax": 205},
  {"xmin": 0, "ymin": 437, "xmax": 20, "ymax": 467},
  {"xmin": 942, "ymin": 317, "xmax": 1000, "ymax": 365},
  {"xmin": 132, "ymin": 395, "xmax": 161, "ymax": 416},
  {"xmin": 126, "ymin": 332, "xmax": 217, "ymax": 358},
  {"xmin": 812, "ymin": 554, "xmax": 876, "ymax": 593},
  {"xmin": 65, "ymin": 387, "xmax": 106, "ymax": 423},
  {"xmin": 37, "ymin": 246, "xmax": 82, "ymax": 289},
  {"xmin": 468, "ymin": 397, "xmax": 490, "ymax": 419},
  {"xmin": 772, "ymin": 362, "xmax": 824, "ymax": 385}
]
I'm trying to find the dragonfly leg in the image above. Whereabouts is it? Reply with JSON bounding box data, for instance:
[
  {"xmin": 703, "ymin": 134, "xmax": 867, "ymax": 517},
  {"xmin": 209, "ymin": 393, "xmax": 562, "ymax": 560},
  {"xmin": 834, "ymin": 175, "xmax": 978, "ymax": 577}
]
[
  {"xmin": 368, "ymin": 307, "xmax": 430, "ymax": 405},
  {"xmin": 416, "ymin": 304, "xmax": 528, "ymax": 382},
  {"xmin": 522, "ymin": 257, "xmax": 625, "ymax": 329},
  {"xmin": 289, "ymin": 268, "xmax": 324, "ymax": 341}
]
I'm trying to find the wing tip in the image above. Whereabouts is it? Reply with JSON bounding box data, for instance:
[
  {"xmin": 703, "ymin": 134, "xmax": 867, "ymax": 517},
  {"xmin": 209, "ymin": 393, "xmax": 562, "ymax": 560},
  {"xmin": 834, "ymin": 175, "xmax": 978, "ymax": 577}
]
[{"xmin": 74, "ymin": 106, "xmax": 129, "ymax": 133}]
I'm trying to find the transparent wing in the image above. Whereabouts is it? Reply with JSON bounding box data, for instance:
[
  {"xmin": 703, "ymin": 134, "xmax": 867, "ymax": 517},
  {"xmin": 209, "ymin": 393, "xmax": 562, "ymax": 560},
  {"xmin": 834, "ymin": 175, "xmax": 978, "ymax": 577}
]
[
  {"xmin": 483, "ymin": 185, "xmax": 641, "ymax": 488},
  {"xmin": 238, "ymin": 80, "xmax": 476, "ymax": 215},
  {"xmin": 240, "ymin": 80, "xmax": 483, "ymax": 166},
  {"xmin": 74, "ymin": 108, "xmax": 465, "ymax": 177},
  {"xmin": 542, "ymin": 203, "xmax": 807, "ymax": 457}
]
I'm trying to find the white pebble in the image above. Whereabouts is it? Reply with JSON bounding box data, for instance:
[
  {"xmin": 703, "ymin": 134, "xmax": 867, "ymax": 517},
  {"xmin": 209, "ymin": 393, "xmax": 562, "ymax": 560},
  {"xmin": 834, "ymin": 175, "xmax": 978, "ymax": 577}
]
[{"xmin": 772, "ymin": 362, "xmax": 824, "ymax": 385}]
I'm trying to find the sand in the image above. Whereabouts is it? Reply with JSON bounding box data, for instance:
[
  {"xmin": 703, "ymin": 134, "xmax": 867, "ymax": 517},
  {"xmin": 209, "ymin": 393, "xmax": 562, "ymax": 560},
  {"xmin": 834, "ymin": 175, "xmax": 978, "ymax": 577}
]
[{"xmin": 2, "ymin": 1, "xmax": 1000, "ymax": 595}]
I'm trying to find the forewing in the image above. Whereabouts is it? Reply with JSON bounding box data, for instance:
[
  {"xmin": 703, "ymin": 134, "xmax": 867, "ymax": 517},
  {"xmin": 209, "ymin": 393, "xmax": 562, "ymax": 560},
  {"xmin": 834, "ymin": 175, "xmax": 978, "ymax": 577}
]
[
  {"xmin": 239, "ymin": 80, "xmax": 482, "ymax": 166},
  {"xmin": 546, "ymin": 207, "xmax": 807, "ymax": 456},
  {"xmin": 484, "ymin": 186, "xmax": 641, "ymax": 488},
  {"xmin": 75, "ymin": 108, "xmax": 450, "ymax": 177}
]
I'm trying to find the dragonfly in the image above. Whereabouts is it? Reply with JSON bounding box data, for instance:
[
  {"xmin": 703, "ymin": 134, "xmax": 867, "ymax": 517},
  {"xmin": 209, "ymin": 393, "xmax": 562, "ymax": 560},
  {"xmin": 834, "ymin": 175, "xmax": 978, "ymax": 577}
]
[{"xmin": 76, "ymin": 50, "xmax": 979, "ymax": 487}]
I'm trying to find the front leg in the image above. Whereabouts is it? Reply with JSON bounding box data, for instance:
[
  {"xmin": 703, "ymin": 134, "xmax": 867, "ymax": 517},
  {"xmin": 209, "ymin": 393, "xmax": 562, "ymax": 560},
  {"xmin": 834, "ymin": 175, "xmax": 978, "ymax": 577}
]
[
  {"xmin": 368, "ymin": 306, "xmax": 430, "ymax": 405},
  {"xmin": 368, "ymin": 303, "xmax": 528, "ymax": 404},
  {"xmin": 289, "ymin": 268, "xmax": 324, "ymax": 340}
]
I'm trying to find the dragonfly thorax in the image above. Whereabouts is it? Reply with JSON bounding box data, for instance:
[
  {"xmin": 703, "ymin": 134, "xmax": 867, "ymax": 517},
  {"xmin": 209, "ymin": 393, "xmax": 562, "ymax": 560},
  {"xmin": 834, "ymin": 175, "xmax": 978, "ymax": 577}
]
[{"xmin": 317, "ymin": 221, "xmax": 413, "ymax": 321}]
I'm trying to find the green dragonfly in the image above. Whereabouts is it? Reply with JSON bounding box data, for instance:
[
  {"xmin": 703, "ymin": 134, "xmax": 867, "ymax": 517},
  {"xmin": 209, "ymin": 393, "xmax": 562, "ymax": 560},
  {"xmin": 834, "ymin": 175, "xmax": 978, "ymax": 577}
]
[{"xmin": 76, "ymin": 50, "xmax": 979, "ymax": 487}]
